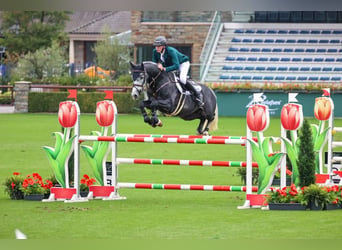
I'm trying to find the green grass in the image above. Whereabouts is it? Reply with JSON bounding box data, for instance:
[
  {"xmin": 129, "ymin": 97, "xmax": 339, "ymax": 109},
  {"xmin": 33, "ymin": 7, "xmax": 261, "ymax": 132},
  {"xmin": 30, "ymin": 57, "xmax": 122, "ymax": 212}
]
[{"xmin": 1, "ymin": 113, "xmax": 342, "ymax": 240}]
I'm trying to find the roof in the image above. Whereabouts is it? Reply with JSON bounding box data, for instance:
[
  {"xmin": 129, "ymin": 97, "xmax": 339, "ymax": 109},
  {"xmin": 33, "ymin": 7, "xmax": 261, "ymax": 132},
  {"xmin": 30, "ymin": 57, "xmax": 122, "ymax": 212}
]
[{"xmin": 65, "ymin": 11, "xmax": 131, "ymax": 34}]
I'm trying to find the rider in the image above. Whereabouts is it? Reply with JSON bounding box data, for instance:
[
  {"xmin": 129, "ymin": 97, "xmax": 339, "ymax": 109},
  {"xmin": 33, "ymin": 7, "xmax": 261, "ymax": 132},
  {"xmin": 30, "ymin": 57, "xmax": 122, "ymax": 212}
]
[{"xmin": 152, "ymin": 35, "xmax": 204, "ymax": 108}]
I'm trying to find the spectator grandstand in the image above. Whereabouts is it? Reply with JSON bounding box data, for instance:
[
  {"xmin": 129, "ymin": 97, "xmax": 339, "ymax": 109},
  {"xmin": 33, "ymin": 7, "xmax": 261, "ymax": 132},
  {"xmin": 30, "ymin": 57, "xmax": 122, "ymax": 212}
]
[{"xmin": 203, "ymin": 22, "xmax": 342, "ymax": 85}]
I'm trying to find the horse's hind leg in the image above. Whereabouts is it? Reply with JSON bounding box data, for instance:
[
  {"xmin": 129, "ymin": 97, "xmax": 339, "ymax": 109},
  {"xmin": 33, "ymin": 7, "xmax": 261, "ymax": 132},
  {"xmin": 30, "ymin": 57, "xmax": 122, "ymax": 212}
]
[{"xmin": 196, "ymin": 119, "xmax": 209, "ymax": 135}]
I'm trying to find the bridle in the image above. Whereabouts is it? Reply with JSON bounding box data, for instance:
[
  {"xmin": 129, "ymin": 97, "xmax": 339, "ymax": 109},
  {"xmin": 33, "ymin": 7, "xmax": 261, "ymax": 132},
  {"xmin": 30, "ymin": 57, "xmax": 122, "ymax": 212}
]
[{"xmin": 132, "ymin": 66, "xmax": 170, "ymax": 95}]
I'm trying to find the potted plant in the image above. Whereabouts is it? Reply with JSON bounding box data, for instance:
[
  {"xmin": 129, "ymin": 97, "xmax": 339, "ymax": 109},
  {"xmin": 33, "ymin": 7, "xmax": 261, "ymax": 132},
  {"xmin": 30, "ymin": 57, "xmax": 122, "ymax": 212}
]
[
  {"xmin": 266, "ymin": 183, "xmax": 342, "ymax": 210},
  {"xmin": 80, "ymin": 174, "xmax": 96, "ymax": 197},
  {"xmin": 301, "ymin": 184, "xmax": 340, "ymax": 210},
  {"xmin": 19, "ymin": 173, "xmax": 53, "ymax": 201},
  {"xmin": 3, "ymin": 172, "xmax": 25, "ymax": 200},
  {"xmin": 266, "ymin": 184, "xmax": 306, "ymax": 210}
]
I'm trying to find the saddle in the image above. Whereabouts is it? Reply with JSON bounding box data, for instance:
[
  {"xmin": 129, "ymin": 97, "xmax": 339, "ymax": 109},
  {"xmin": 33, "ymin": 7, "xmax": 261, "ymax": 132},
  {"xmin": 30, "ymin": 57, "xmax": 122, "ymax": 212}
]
[{"xmin": 167, "ymin": 71, "xmax": 201, "ymax": 95}]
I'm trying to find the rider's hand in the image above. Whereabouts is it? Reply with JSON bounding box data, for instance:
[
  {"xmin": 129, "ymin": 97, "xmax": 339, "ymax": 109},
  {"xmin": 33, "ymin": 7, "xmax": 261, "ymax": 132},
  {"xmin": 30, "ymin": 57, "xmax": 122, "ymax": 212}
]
[{"xmin": 157, "ymin": 63, "xmax": 164, "ymax": 71}]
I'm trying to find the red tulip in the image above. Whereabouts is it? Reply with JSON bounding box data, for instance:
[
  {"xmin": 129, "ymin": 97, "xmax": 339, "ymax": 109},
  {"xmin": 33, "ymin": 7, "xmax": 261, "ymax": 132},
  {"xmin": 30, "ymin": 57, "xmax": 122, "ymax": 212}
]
[
  {"xmin": 96, "ymin": 101, "xmax": 114, "ymax": 127},
  {"xmin": 246, "ymin": 104, "xmax": 269, "ymax": 132},
  {"xmin": 58, "ymin": 101, "xmax": 77, "ymax": 128},
  {"xmin": 281, "ymin": 103, "xmax": 303, "ymax": 130},
  {"xmin": 314, "ymin": 97, "xmax": 332, "ymax": 121}
]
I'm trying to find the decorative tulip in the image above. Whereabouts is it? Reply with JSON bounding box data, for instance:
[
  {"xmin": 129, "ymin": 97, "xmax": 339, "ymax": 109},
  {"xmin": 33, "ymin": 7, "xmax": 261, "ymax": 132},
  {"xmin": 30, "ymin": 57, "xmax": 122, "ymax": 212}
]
[
  {"xmin": 43, "ymin": 101, "xmax": 79, "ymax": 188},
  {"xmin": 281, "ymin": 103, "xmax": 303, "ymax": 131},
  {"xmin": 246, "ymin": 104, "xmax": 284, "ymax": 194},
  {"xmin": 96, "ymin": 101, "xmax": 115, "ymax": 127},
  {"xmin": 314, "ymin": 97, "xmax": 331, "ymax": 121},
  {"xmin": 312, "ymin": 96, "xmax": 332, "ymax": 173},
  {"xmin": 81, "ymin": 101, "xmax": 115, "ymax": 185},
  {"xmin": 280, "ymin": 103, "xmax": 303, "ymax": 186},
  {"xmin": 58, "ymin": 101, "xmax": 77, "ymax": 128},
  {"xmin": 246, "ymin": 104, "xmax": 269, "ymax": 132}
]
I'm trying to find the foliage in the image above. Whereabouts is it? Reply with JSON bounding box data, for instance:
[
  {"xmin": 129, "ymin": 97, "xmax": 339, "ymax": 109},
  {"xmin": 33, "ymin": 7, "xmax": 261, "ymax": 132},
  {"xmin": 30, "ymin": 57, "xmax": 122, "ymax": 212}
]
[
  {"xmin": 28, "ymin": 92, "xmax": 138, "ymax": 113},
  {"xmin": 115, "ymin": 74, "xmax": 133, "ymax": 86},
  {"xmin": 0, "ymin": 11, "xmax": 70, "ymax": 58},
  {"xmin": 0, "ymin": 90, "xmax": 13, "ymax": 104},
  {"xmin": 297, "ymin": 119, "xmax": 316, "ymax": 187},
  {"xmin": 11, "ymin": 41, "xmax": 67, "ymax": 80},
  {"xmin": 3, "ymin": 172, "xmax": 25, "ymax": 200},
  {"xmin": 236, "ymin": 167, "xmax": 259, "ymax": 185},
  {"xmin": 301, "ymin": 184, "xmax": 340, "ymax": 210},
  {"xmin": 93, "ymin": 30, "xmax": 131, "ymax": 79},
  {"xmin": 19, "ymin": 173, "xmax": 53, "ymax": 195},
  {"xmin": 80, "ymin": 174, "xmax": 96, "ymax": 191}
]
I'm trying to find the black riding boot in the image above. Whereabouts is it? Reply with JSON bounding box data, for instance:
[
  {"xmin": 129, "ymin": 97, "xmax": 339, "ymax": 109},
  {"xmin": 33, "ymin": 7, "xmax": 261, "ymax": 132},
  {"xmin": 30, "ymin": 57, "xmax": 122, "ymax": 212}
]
[{"xmin": 185, "ymin": 81, "xmax": 204, "ymax": 108}]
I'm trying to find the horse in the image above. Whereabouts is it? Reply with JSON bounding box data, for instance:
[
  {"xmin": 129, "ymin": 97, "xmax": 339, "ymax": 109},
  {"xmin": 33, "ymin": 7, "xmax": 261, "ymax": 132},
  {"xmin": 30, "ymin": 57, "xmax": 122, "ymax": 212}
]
[{"xmin": 129, "ymin": 61, "xmax": 218, "ymax": 135}]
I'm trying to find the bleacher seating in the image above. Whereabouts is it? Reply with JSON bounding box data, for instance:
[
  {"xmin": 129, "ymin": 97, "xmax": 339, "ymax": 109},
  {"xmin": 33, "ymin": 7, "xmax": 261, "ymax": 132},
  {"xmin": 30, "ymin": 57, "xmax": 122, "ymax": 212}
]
[{"xmin": 205, "ymin": 23, "xmax": 342, "ymax": 83}]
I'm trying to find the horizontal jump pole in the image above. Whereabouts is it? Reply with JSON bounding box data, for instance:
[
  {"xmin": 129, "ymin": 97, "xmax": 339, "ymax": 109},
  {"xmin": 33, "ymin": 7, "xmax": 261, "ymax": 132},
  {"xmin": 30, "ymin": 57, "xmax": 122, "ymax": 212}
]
[
  {"xmin": 79, "ymin": 135, "xmax": 252, "ymax": 145},
  {"xmin": 119, "ymin": 133, "xmax": 258, "ymax": 141},
  {"xmin": 117, "ymin": 158, "xmax": 259, "ymax": 168},
  {"xmin": 117, "ymin": 182, "xmax": 259, "ymax": 192},
  {"xmin": 333, "ymin": 127, "xmax": 342, "ymax": 133},
  {"xmin": 332, "ymin": 141, "xmax": 342, "ymax": 148}
]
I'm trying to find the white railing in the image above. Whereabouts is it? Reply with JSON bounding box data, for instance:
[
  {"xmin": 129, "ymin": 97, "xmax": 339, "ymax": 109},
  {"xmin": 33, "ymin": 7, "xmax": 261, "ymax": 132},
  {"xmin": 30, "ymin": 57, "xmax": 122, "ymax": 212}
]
[{"xmin": 199, "ymin": 11, "xmax": 222, "ymax": 83}]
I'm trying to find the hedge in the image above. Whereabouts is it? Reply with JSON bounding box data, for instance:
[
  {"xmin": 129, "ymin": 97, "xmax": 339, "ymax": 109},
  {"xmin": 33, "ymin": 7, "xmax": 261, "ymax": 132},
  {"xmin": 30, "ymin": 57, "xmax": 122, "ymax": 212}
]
[{"xmin": 28, "ymin": 92, "xmax": 139, "ymax": 113}]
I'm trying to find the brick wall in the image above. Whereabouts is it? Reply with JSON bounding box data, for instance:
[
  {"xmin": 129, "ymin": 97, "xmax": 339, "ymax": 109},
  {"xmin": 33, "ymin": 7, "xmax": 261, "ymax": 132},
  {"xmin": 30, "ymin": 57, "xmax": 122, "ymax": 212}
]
[{"xmin": 131, "ymin": 11, "xmax": 211, "ymax": 81}]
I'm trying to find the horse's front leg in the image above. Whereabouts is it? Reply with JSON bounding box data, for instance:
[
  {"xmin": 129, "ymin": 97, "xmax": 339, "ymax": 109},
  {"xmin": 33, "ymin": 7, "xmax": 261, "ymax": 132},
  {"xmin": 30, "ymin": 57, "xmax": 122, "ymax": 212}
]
[
  {"xmin": 139, "ymin": 100, "xmax": 152, "ymax": 125},
  {"xmin": 150, "ymin": 100, "xmax": 163, "ymax": 128}
]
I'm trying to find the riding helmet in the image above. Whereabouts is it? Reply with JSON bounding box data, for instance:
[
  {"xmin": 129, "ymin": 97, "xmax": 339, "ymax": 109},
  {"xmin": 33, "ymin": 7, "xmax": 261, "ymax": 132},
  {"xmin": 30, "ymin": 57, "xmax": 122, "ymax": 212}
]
[{"xmin": 153, "ymin": 36, "xmax": 167, "ymax": 46}]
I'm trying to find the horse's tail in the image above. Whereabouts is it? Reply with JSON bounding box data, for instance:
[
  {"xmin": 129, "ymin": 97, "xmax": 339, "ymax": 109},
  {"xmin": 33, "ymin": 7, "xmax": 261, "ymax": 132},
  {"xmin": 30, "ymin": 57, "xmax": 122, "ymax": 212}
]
[{"xmin": 208, "ymin": 104, "xmax": 218, "ymax": 132}]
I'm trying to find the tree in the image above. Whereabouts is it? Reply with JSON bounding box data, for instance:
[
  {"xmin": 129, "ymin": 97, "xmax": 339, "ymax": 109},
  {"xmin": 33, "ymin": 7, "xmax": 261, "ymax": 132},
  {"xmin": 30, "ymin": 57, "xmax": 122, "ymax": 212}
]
[
  {"xmin": 0, "ymin": 11, "xmax": 70, "ymax": 58},
  {"xmin": 297, "ymin": 118, "xmax": 316, "ymax": 187},
  {"xmin": 93, "ymin": 30, "xmax": 131, "ymax": 80},
  {"xmin": 12, "ymin": 41, "xmax": 67, "ymax": 80}
]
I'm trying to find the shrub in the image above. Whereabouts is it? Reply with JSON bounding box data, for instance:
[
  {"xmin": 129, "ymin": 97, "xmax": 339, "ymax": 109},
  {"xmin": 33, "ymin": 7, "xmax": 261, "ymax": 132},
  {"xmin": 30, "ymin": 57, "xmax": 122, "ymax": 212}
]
[{"xmin": 297, "ymin": 119, "xmax": 316, "ymax": 187}]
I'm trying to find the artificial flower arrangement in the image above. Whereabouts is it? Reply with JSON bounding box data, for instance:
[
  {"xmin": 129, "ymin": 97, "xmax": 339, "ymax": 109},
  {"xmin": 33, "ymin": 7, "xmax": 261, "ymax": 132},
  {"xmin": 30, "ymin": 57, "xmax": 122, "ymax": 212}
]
[
  {"xmin": 19, "ymin": 173, "xmax": 53, "ymax": 195},
  {"xmin": 266, "ymin": 183, "xmax": 342, "ymax": 210},
  {"xmin": 3, "ymin": 172, "xmax": 25, "ymax": 200},
  {"xmin": 80, "ymin": 174, "xmax": 96, "ymax": 192}
]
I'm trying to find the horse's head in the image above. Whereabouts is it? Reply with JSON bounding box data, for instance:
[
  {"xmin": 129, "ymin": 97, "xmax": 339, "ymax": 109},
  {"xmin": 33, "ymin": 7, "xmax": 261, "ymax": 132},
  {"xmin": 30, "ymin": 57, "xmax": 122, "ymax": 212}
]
[
  {"xmin": 129, "ymin": 61, "xmax": 162, "ymax": 100},
  {"xmin": 129, "ymin": 61, "xmax": 145, "ymax": 100}
]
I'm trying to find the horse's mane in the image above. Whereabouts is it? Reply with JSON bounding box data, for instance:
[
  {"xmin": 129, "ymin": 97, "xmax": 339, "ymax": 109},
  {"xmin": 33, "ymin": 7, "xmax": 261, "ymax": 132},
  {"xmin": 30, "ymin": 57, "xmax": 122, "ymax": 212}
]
[
  {"xmin": 142, "ymin": 61, "xmax": 161, "ymax": 75},
  {"xmin": 143, "ymin": 61, "xmax": 158, "ymax": 68}
]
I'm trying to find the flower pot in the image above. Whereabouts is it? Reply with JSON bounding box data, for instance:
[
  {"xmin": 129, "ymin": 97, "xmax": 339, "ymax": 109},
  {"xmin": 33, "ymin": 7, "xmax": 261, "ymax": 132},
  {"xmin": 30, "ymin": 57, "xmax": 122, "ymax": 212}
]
[
  {"xmin": 50, "ymin": 187, "xmax": 76, "ymax": 200},
  {"xmin": 89, "ymin": 185, "xmax": 115, "ymax": 198},
  {"xmin": 24, "ymin": 194, "xmax": 44, "ymax": 201},
  {"xmin": 268, "ymin": 203, "xmax": 306, "ymax": 211},
  {"xmin": 325, "ymin": 203, "xmax": 340, "ymax": 210},
  {"xmin": 11, "ymin": 192, "xmax": 24, "ymax": 200},
  {"xmin": 80, "ymin": 191, "xmax": 89, "ymax": 197},
  {"xmin": 246, "ymin": 194, "xmax": 269, "ymax": 206},
  {"xmin": 308, "ymin": 201, "xmax": 325, "ymax": 211}
]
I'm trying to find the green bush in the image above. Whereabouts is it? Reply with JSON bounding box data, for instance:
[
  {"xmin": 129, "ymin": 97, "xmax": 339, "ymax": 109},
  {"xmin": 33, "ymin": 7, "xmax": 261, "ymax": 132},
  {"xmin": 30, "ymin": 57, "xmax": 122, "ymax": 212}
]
[
  {"xmin": 0, "ymin": 91, "xmax": 13, "ymax": 104},
  {"xmin": 28, "ymin": 92, "xmax": 139, "ymax": 113}
]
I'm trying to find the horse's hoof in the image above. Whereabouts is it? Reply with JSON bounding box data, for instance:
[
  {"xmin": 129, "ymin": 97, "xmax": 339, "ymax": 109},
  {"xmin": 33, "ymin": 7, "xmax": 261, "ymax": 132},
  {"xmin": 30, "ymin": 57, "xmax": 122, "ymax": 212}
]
[
  {"xmin": 202, "ymin": 131, "xmax": 209, "ymax": 136},
  {"xmin": 157, "ymin": 120, "xmax": 163, "ymax": 127}
]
